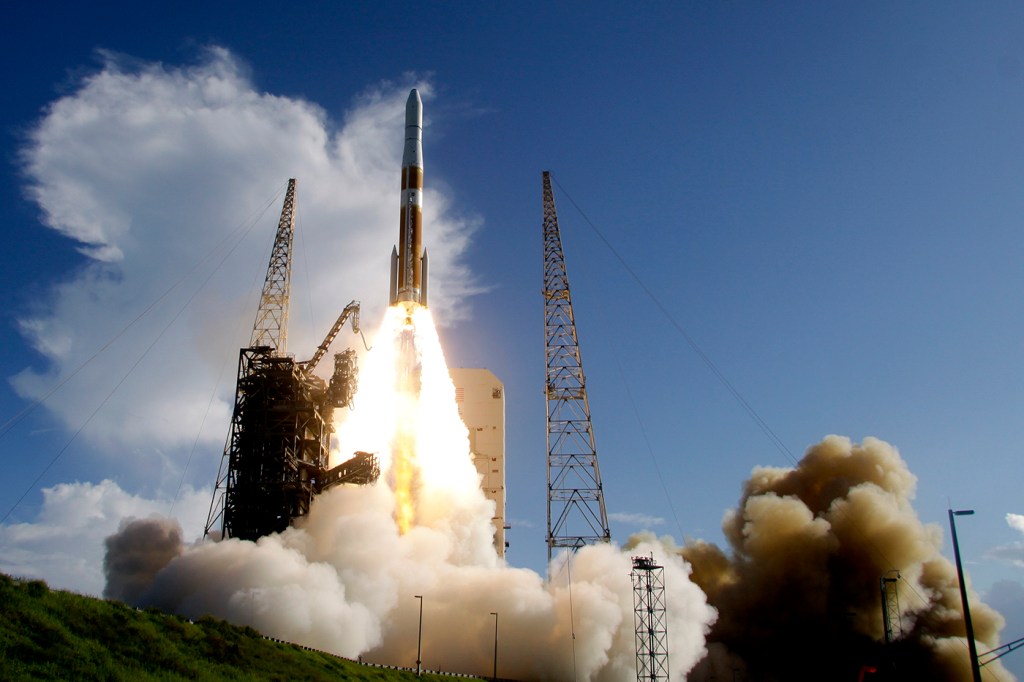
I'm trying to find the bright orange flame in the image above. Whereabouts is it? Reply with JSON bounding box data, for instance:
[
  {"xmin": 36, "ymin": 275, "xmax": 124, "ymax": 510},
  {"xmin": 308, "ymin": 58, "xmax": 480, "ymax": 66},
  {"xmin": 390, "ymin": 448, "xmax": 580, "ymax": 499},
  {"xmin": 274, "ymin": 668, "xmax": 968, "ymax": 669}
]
[
  {"xmin": 392, "ymin": 305, "xmax": 422, "ymax": 533},
  {"xmin": 332, "ymin": 303, "xmax": 476, "ymax": 535}
]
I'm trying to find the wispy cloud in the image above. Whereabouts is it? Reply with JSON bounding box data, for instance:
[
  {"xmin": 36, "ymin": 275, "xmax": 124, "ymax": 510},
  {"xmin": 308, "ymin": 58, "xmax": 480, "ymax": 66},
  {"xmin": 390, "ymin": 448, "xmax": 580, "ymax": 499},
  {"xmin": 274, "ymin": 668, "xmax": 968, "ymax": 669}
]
[
  {"xmin": 609, "ymin": 511, "xmax": 665, "ymax": 527},
  {"xmin": 984, "ymin": 513, "xmax": 1024, "ymax": 568}
]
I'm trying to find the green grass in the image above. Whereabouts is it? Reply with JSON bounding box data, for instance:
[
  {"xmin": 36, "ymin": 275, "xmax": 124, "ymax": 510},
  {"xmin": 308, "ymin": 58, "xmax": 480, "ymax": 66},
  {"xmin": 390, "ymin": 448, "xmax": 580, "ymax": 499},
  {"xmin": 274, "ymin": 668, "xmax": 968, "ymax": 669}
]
[{"xmin": 0, "ymin": 573, "xmax": 474, "ymax": 681}]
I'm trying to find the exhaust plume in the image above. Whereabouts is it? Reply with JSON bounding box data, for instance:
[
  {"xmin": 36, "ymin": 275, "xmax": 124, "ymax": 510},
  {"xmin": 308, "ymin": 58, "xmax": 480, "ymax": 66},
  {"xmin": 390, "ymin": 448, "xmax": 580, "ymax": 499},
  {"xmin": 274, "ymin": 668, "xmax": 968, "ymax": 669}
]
[
  {"xmin": 104, "ymin": 309, "xmax": 716, "ymax": 680},
  {"xmin": 680, "ymin": 435, "xmax": 1013, "ymax": 681},
  {"xmin": 103, "ymin": 516, "xmax": 184, "ymax": 605}
]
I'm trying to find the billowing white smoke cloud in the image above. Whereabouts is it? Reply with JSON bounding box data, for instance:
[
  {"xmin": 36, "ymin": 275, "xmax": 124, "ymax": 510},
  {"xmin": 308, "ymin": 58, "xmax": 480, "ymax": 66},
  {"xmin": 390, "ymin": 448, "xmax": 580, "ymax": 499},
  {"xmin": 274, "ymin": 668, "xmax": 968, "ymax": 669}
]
[
  {"xmin": 106, "ymin": 309, "xmax": 716, "ymax": 680},
  {"xmin": 5, "ymin": 48, "xmax": 483, "ymax": 594},
  {"xmin": 112, "ymin": 492, "xmax": 714, "ymax": 681},
  {"xmin": 0, "ymin": 479, "xmax": 207, "ymax": 595},
  {"xmin": 13, "ymin": 47, "xmax": 481, "ymax": 458}
]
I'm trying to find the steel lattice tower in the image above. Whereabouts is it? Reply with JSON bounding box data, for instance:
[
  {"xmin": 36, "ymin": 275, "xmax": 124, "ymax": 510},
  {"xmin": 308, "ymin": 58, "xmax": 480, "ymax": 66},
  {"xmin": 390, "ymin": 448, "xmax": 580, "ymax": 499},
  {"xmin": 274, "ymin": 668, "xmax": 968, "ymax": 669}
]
[
  {"xmin": 880, "ymin": 573, "xmax": 903, "ymax": 644},
  {"xmin": 631, "ymin": 555, "xmax": 670, "ymax": 682},
  {"xmin": 542, "ymin": 170, "xmax": 610, "ymax": 564},
  {"xmin": 250, "ymin": 178, "xmax": 296, "ymax": 353}
]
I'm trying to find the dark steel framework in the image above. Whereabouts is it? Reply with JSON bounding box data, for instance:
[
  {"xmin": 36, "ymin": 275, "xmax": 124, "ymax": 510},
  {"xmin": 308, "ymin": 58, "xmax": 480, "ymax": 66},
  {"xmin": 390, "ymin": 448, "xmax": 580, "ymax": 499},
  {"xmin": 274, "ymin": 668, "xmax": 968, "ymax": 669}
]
[
  {"xmin": 204, "ymin": 180, "xmax": 377, "ymax": 541},
  {"xmin": 250, "ymin": 179, "xmax": 296, "ymax": 352},
  {"xmin": 218, "ymin": 348, "xmax": 328, "ymax": 540},
  {"xmin": 880, "ymin": 572, "xmax": 903, "ymax": 644},
  {"xmin": 631, "ymin": 555, "xmax": 670, "ymax": 682},
  {"xmin": 541, "ymin": 171, "xmax": 610, "ymax": 564}
]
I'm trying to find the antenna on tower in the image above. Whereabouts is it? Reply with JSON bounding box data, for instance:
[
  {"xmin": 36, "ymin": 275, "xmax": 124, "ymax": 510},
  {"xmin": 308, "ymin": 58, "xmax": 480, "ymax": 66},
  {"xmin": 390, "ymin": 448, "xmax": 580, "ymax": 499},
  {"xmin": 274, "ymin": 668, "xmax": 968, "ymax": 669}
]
[{"xmin": 541, "ymin": 171, "xmax": 611, "ymax": 566}]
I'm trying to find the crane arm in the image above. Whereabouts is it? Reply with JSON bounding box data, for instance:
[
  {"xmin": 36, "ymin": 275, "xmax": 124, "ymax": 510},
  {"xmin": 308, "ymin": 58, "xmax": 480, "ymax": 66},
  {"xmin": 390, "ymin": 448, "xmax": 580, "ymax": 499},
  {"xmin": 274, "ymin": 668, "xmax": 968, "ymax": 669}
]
[{"xmin": 301, "ymin": 301, "xmax": 360, "ymax": 373}]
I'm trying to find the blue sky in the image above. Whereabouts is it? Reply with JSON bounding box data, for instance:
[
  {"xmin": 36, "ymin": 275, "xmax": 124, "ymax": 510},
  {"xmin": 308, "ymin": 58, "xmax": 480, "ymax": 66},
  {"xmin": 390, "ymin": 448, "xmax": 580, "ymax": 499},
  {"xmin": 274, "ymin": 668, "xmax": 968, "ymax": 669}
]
[{"xmin": 3, "ymin": 1, "xmax": 1024, "ymax": 672}]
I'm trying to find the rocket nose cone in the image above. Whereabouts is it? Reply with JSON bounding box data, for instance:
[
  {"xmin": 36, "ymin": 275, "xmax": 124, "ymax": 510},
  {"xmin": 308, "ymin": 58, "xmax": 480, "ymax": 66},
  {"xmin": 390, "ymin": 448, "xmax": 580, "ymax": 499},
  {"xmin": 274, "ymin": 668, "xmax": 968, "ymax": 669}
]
[{"xmin": 406, "ymin": 89, "xmax": 423, "ymax": 127}]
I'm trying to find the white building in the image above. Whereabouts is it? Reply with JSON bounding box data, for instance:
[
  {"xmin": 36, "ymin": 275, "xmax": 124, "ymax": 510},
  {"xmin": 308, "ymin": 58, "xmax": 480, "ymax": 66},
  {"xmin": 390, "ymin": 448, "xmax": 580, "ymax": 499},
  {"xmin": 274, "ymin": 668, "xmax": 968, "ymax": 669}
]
[{"xmin": 449, "ymin": 367, "xmax": 506, "ymax": 556}]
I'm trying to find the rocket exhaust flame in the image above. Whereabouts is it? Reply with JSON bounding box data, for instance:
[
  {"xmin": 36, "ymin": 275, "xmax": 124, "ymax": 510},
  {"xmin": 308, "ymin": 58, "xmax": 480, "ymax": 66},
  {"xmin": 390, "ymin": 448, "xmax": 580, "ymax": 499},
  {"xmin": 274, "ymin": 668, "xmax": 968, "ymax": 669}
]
[
  {"xmin": 392, "ymin": 314, "xmax": 422, "ymax": 534},
  {"xmin": 101, "ymin": 302, "xmax": 717, "ymax": 680},
  {"xmin": 98, "ymin": 86, "xmax": 1017, "ymax": 680},
  {"xmin": 388, "ymin": 88, "xmax": 430, "ymax": 532}
]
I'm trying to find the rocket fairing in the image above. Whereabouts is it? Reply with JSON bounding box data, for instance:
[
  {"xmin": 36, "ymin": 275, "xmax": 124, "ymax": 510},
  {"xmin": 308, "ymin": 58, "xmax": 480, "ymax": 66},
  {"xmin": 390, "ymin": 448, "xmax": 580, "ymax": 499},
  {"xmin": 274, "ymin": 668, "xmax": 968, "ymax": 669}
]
[{"xmin": 390, "ymin": 89, "xmax": 428, "ymax": 308}]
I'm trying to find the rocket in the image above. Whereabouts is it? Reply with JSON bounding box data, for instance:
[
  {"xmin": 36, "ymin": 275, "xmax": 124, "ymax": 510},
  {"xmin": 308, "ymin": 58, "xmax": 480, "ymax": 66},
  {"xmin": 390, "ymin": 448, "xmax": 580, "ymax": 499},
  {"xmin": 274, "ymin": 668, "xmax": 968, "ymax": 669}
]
[{"xmin": 390, "ymin": 89, "xmax": 428, "ymax": 308}]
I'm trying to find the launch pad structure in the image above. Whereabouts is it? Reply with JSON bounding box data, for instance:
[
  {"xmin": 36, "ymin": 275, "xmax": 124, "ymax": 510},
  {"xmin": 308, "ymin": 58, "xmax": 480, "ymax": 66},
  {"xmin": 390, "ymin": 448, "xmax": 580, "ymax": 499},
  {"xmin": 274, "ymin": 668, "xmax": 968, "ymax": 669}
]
[
  {"xmin": 206, "ymin": 93, "xmax": 506, "ymax": 547},
  {"xmin": 205, "ymin": 179, "xmax": 379, "ymax": 542}
]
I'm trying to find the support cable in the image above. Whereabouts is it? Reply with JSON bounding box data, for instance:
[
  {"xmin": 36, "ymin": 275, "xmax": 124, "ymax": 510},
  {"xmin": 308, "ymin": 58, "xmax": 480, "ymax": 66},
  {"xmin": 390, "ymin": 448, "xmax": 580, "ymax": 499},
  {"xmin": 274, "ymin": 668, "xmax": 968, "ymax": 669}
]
[
  {"xmin": 0, "ymin": 183, "xmax": 287, "ymax": 441},
  {"xmin": 549, "ymin": 173, "xmax": 998, "ymax": 672},
  {"xmin": 550, "ymin": 174, "xmax": 794, "ymax": 466},
  {"xmin": 1, "ymin": 182, "xmax": 287, "ymax": 523},
  {"xmin": 606, "ymin": 334, "xmax": 685, "ymax": 542}
]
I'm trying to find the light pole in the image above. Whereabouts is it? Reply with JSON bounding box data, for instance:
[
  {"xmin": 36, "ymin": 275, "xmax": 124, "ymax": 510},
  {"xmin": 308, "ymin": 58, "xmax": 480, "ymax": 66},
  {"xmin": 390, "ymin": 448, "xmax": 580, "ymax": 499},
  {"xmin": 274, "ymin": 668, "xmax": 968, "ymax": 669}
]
[
  {"xmin": 415, "ymin": 595, "xmax": 424, "ymax": 676},
  {"xmin": 490, "ymin": 611, "xmax": 499, "ymax": 682},
  {"xmin": 949, "ymin": 509, "xmax": 982, "ymax": 682}
]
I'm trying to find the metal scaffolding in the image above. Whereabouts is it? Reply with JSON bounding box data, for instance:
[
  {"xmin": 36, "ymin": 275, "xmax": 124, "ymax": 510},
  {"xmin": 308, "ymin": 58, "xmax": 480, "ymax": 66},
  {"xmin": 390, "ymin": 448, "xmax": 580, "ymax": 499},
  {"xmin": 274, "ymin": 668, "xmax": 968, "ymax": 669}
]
[
  {"xmin": 632, "ymin": 555, "xmax": 670, "ymax": 682},
  {"xmin": 219, "ymin": 348, "xmax": 328, "ymax": 540},
  {"xmin": 204, "ymin": 181, "xmax": 376, "ymax": 541},
  {"xmin": 541, "ymin": 171, "xmax": 610, "ymax": 564},
  {"xmin": 880, "ymin": 572, "xmax": 903, "ymax": 644},
  {"xmin": 250, "ymin": 179, "xmax": 296, "ymax": 353}
]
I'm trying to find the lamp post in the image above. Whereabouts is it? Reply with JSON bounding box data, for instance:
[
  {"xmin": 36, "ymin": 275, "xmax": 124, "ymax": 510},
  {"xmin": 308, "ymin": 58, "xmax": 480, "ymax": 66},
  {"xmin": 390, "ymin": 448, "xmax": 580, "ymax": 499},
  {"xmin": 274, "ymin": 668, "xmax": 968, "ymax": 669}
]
[
  {"xmin": 415, "ymin": 595, "xmax": 424, "ymax": 676},
  {"xmin": 948, "ymin": 509, "xmax": 982, "ymax": 682},
  {"xmin": 490, "ymin": 611, "xmax": 499, "ymax": 682}
]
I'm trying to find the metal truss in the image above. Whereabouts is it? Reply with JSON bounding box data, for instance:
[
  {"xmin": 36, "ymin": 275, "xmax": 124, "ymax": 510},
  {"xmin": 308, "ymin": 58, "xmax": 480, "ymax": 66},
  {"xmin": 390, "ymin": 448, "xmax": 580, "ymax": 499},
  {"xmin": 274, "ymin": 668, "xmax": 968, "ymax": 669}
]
[
  {"xmin": 880, "ymin": 572, "xmax": 903, "ymax": 644},
  {"xmin": 632, "ymin": 555, "xmax": 670, "ymax": 682},
  {"xmin": 542, "ymin": 171, "xmax": 610, "ymax": 565},
  {"xmin": 250, "ymin": 178, "xmax": 296, "ymax": 353}
]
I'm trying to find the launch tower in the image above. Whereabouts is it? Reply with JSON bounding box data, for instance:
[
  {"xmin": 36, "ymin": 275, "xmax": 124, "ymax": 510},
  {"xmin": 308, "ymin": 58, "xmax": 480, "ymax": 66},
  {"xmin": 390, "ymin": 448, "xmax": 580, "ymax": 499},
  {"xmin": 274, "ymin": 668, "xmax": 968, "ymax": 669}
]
[
  {"xmin": 205, "ymin": 179, "xmax": 379, "ymax": 541},
  {"xmin": 541, "ymin": 171, "xmax": 611, "ymax": 563}
]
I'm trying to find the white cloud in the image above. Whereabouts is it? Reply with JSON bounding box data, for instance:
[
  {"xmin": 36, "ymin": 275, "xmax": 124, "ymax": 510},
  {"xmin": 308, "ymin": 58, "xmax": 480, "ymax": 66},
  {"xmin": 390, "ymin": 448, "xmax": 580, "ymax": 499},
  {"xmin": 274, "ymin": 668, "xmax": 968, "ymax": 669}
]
[
  {"xmin": 4, "ymin": 48, "xmax": 484, "ymax": 597},
  {"xmin": 609, "ymin": 511, "xmax": 665, "ymax": 527},
  {"xmin": 985, "ymin": 513, "xmax": 1024, "ymax": 568},
  {"xmin": 12, "ymin": 47, "xmax": 483, "ymax": 461},
  {"xmin": 0, "ymin": 479, "xmax": 208, "ymax": 596}
]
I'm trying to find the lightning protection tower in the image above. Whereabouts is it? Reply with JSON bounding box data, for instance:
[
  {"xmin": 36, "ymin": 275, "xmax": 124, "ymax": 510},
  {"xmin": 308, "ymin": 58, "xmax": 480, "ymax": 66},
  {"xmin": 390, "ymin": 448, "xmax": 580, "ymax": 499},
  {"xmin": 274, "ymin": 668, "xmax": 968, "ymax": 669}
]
[
  {"xmin": 542, "ymin": 171, "xmax": 611, "ymax": 565},
  {"xmin": 632, "ymin": 555, "xmax": 670, "ymax": 682}
]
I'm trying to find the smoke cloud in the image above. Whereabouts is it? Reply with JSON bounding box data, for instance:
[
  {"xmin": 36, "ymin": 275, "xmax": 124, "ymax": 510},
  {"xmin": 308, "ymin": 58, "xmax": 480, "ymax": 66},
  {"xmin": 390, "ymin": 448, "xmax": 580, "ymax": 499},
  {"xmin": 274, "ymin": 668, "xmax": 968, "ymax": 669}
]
[
  {"xmin": 104, "ymin": 308, "xmax": 716, "ymax": 681},
  {"xmin": 0, "ymin": 479, "xmax": 208, "ymax": 595},
  {"xmin": 6, "ymin": 48, "xmax": 484, "ymax": 595},
  {"xmin": 105, "ymin": 488, "xmax": 713, "ymax": 681},
  {"xmin": 103, "ymin": 516, "xmax": 184, "ymax": 604},
  {"xmin": 680, "ymin": 435, "xmax": 1014, "ymax": 681}
]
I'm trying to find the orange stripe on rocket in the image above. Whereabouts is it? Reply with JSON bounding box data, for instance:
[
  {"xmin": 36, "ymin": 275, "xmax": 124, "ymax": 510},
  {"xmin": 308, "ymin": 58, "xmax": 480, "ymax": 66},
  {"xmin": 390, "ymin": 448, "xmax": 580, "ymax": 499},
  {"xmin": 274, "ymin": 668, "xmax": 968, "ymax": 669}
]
[{"xmin": 390, "ymin": 89, "xmax": 428, "ymax": 307}]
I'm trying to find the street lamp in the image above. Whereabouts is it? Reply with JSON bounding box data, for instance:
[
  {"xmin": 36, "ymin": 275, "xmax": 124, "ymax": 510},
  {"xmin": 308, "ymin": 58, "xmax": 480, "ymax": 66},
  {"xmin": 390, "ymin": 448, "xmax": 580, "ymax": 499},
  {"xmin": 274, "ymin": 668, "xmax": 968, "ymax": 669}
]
[
  {"xmin": 415, "ymin": 595, "xmax": 424, "ymax": 676},
  {"xmin": 948, "ymin": 509, "xmax": 982, "ymax": 682},
  {"xmin": 490, "ymin": 611, "xmax": 499, "ymax": 682}
]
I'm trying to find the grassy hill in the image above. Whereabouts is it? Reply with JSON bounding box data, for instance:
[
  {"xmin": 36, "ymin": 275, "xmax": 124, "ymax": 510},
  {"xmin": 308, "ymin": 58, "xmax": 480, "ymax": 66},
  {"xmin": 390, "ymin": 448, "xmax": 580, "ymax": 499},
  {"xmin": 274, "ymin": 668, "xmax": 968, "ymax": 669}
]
[{"xmin": 0, "ymin": 573, "xmax": 471, "ymax": 681}]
